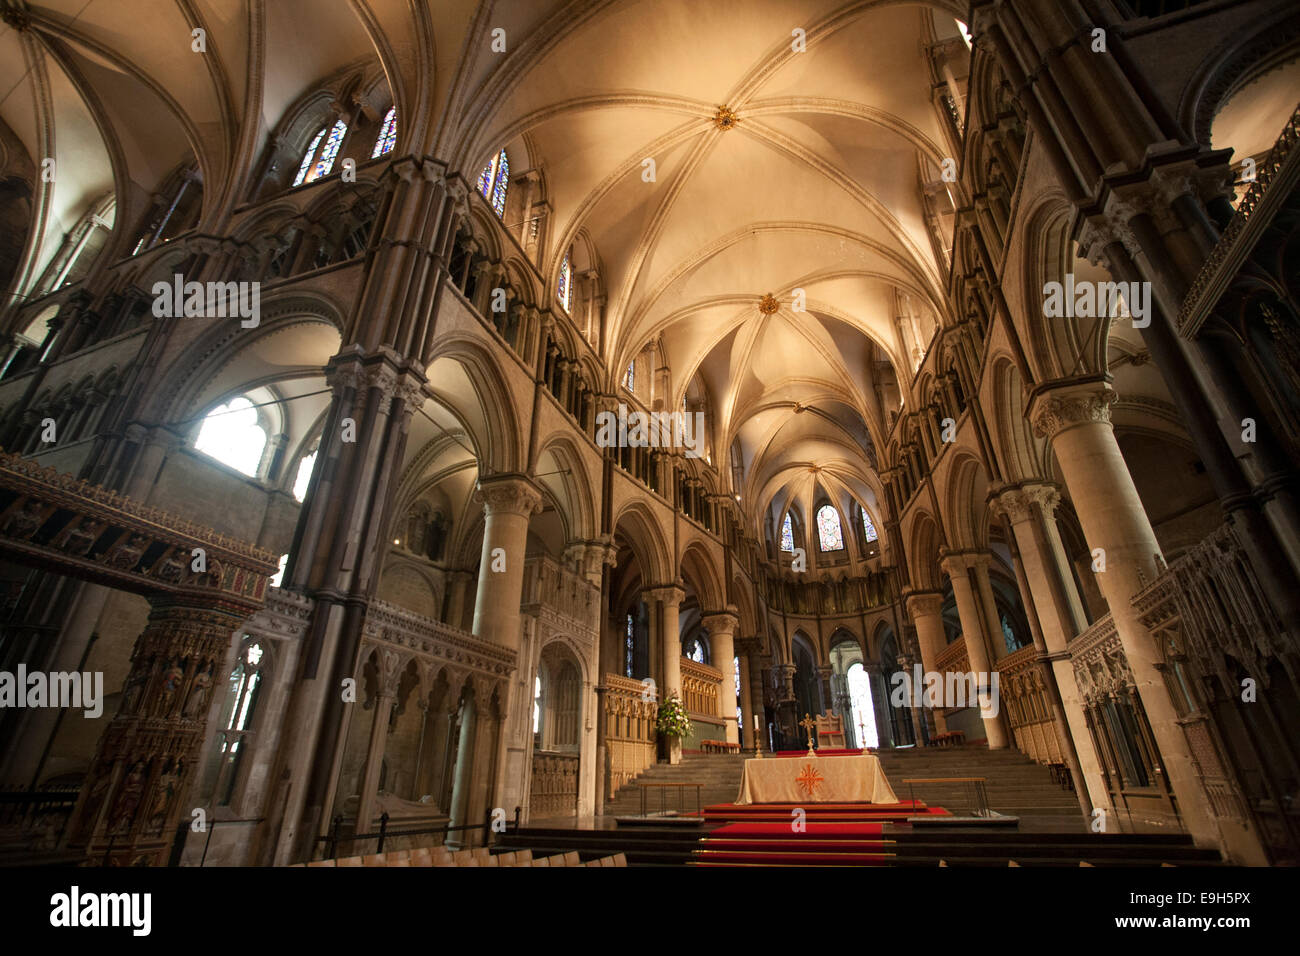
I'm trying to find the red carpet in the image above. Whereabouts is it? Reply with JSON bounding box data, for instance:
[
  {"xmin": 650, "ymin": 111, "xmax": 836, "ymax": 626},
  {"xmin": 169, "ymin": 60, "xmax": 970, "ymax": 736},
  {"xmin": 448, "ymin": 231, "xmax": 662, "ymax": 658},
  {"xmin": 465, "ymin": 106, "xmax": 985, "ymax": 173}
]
[
  {"xmin": 695, "ymin": 800, "xmax": 951, "ymax": 825},
  {"xmin": 691, "ymin": 805, "xmax": 949, "ymax": 866}
]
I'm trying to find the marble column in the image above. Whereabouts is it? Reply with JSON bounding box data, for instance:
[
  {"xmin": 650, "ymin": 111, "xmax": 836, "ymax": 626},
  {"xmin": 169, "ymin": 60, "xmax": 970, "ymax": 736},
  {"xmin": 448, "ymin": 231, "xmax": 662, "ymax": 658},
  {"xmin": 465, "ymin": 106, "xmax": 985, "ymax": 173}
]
[
  {"xmin": 904, "ymin": 592, "xmax": 948, "ymax": 734},
  {"xmin": 939, "ymin": 553, "xmax": 1008, "ymax": 748},
  {"xmin": 701, "ymin": 610, "xmax": 739, "ymax": 744},
  {"xmin": 1030, "ymin": 382, "xmax": 1218, "ymax": 846}
]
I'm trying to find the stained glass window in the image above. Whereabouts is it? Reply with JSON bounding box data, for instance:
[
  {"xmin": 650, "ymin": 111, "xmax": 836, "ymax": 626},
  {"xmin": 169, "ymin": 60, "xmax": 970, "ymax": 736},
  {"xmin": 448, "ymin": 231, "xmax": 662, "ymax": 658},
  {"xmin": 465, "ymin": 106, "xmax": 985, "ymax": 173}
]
[
  {"xmin": 533, "ymin": 676, "xmax": 541, "ymax": 733},
  {"xmin": 624, "ymin": 360, "xmax": 635, "ymax": 391},
  {"xmin": 311, "ymin": 120, "xmax": 348, "ymax": 181},
  {"xmin": 862, "ymin": 509, "xmax": 878, "ymax": 542},
  {"xmin": 780, "ymin": 513, "xmax": 794, "ymax": 552},
  {"xmin": 558, "ymin": 254, "xmax": 572, "ymax": 312},
  {"xmin": 372, "ymin": 107, "xmax": 397, "ymax": 158},
  {"xmin": 293, "ymin": 128, "xmax": 326, "ymax": 186},
  {"xmin": 476, "ymin": 148, "xmax": 509, "ymax": 219},
  {"xmin": 816, "ymin": 504, "xmax": 844, "ymax": 552}
]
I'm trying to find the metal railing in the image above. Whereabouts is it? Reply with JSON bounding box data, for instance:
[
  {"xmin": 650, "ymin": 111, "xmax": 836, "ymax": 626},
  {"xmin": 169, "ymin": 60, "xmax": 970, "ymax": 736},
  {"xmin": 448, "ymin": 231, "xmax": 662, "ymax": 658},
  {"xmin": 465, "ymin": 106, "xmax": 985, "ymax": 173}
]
[
  {"xmin": 637, "ymin": 781, "xmax": 703, "ymax": 819},
  {"xmin": 315, "ymin": 806, "xmax": 522, "ymax": 862}
]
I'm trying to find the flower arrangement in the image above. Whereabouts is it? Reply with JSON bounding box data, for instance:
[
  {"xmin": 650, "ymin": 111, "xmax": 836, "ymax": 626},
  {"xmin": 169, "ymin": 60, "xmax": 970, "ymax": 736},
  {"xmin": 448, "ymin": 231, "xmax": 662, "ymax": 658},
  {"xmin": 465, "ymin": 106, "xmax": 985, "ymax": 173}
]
[{"xmin": 656, "ymin": 693, "xmax": 692, "ymax": 739}]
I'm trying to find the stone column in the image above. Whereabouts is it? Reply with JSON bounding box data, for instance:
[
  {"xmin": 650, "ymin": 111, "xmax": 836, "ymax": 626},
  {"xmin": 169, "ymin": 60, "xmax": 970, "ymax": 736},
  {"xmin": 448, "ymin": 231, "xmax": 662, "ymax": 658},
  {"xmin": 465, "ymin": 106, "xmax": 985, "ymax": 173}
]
[
  {"xmin": 736, "ymin": 649, "xmax": 754, "ymax": 749},
  {"xmin": 443, "ymin": 570, "xmax": 474, "ymax": 630},
  {"xmin": 470, "ymin": 475, "xmax": 542, "ymax": 815},
  {"xmin": 991, "ymin": 485, "xmax": 1102, "ymax": 815},
  {"xmin": 645, "ymin": 585, "xmax": 685, "ymax": 700},
  {"xmin": 939, "ymin": 553, "xmax": 1008, "ymax": 748},
  {"xmin": 1030, "ymin": 382, "xmax": 1218, "ymax": 845},
  {"xmin": 904, "ymin": 592, "xmax": 948, "ymax": 734},
  {"xmin": 701, "ymin": 610, "xmax": 739, "ymax": 744},
  {"xmin": 354, "ymin": 648, "xmax": 402, "ymax": 831},
  {"xmin": 864, "ymin": 662, "xmax": 892, "ymax": 749},
  {"xmin": 445, "ymin": 693, "xmax": 477, "ymax": 849}
]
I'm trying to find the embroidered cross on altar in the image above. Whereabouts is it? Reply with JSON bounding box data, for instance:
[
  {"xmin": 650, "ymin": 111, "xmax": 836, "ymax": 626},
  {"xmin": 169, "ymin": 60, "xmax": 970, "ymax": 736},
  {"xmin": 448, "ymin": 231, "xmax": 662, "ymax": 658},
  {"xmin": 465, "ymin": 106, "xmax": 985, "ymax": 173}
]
[
  {"xmin": 795, "ymin": 762, "xmax": 824, "ymax": 798},
  {"xmin": 798, "ymin": 713, "xmax": 816, "ymax": 756}
]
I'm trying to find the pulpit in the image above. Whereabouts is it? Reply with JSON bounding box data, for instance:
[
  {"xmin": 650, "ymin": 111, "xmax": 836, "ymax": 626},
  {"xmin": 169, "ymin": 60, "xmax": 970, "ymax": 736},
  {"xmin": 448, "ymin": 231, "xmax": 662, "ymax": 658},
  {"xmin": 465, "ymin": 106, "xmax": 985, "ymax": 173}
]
[{"xmin": 815, "ymin": 709, "xmax": 846, "ymax": 749}]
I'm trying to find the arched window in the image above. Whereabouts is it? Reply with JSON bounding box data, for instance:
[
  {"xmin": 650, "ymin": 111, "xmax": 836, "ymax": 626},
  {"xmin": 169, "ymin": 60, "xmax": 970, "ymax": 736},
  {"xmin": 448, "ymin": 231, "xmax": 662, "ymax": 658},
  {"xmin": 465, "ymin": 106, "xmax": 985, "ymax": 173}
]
[
  {"xmin": 862, "ymin": 509, "xmax": 878, "ymax": 543},
  {"xmin": 195, "ymin": 396, "xmax": 267, "ymax": 477},
  {"xmin": 476, "ymin": 148, "xmax": 509, "ymax": 218},
  {"xmin": 816, "ymin": 504, "xmax": 844, "ymax": 552},
  {"xmin": 372, "ymin": 107, "xmax": 397, "ymax": 158},
  {"xmin": 683, "ymin": 636, "xmax": 708, "ymax": 664},
  {"xmin": 215, "ymin": 640, "xmax": 266, "ymax": 806},
  {"xmin": 293, "ymin": 128, "xmax": 326, "ymax": 186},
  {"xmin": 533, "ymin": 675, "xmax": 542, "ymax": 734},
  {"xmin": 557, "ymin": 253, "xmax": 572, "ymax": 312},
  {"xmin": 623, "ymin": 360, "xmax": 635, "ymax": 392},
  {"xmin": 292, "ymin": 450, "xmax": 317, "ymax": 502},
  {"xmin": 780, "ymin": 513, "xmax": 794, "ymax": 552},
  {"xmin": 293, "ymin": 120, "xmax": 348, "ymax": 187}
]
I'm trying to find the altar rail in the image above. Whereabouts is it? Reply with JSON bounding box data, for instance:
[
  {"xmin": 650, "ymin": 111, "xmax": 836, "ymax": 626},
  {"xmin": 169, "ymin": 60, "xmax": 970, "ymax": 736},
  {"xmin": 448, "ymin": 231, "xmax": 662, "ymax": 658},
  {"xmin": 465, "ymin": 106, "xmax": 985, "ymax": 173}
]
[{"xmin": 603, "ymin": 675, "xmax": 656, "ymax": 798}]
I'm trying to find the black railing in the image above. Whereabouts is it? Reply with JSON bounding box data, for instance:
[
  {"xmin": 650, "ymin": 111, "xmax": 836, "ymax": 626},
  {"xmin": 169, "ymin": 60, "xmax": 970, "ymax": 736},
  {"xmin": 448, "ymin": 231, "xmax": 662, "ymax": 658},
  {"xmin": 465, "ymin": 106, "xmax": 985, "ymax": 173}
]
[
  {"xmin": 315, "ymin": 805, "xmax": 522, "ymax": 862},
  {"xmin": 0, "ymin": 786, "xmax": 80, "ymax": 849}
]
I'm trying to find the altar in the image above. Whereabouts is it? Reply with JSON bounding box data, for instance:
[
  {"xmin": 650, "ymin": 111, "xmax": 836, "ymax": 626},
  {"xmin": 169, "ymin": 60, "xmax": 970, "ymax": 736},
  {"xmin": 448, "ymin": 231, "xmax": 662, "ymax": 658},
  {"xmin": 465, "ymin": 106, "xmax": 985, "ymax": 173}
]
[{"xmin": 734, "ymin": 753, "xmax": 899, "ymax": 805}]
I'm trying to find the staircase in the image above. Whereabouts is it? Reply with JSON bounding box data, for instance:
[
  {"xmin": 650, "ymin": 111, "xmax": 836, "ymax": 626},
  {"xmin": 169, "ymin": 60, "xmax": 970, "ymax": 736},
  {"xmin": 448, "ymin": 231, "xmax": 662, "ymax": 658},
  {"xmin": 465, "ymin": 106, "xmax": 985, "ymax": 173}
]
[
  {"xmin": 873, "ymin": 746, "xmax": 1084, "ymax": 829},
  {"xmin": 604, "ymin": 752, "xmax": 749, "ymax": 817}
]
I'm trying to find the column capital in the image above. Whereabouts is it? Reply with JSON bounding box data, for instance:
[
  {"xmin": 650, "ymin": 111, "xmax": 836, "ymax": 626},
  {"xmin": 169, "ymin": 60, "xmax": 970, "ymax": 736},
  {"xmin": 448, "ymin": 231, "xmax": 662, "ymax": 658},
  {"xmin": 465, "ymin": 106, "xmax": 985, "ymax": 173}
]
[
  {"xmin": 1029, "ymin": 382, "xmax": 1117, "ymax": 441},
  {"xmin": 700, "ymin": 607, "xmax": 739, "ymax": 636},
  {"xmin": 473, "ymin": 474, "xmax": 543, "ymax": 517},
  {"xmin": 644, "ymin": 583, "xmax": 686, "ymax": 607},
  {"xmin": 904, "ymin": 590, "xmax": 944, "ymax": 619},
  {"xmin": 939, "ymin": 549, "xmax": 990, "ymax": 576},
  {"xmin": 990, "ymin": 482, "xmax": 1064, "ymax": 524}
]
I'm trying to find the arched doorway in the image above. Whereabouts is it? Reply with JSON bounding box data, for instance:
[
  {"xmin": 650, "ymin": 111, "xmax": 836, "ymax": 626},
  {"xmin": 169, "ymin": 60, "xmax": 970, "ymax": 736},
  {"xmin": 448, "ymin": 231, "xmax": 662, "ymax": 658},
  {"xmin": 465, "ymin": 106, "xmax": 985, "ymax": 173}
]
[
  {"xmin": 879, "ymin": 631, "xmax": 916, "ymax": 748},
  {"xmin": 829, "ymin": 633, "xmax": 878, "ymax": 749}
]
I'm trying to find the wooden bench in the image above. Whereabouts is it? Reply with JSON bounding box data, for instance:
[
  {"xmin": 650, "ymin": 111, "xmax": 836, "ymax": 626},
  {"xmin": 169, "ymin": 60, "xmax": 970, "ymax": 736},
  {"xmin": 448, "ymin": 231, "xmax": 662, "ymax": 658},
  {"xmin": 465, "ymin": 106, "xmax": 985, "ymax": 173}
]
[
  {"xmin": 930, "ymin": 731, "xmax": 966, "ymax": 747},
  {"xmin": 700, "ymin": 740, "xmax": 742, "ymax": 754}
]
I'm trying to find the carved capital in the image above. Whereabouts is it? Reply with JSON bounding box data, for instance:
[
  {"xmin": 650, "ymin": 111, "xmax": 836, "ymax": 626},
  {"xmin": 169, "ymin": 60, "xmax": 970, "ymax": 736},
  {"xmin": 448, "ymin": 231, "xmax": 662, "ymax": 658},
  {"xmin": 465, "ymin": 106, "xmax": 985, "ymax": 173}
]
[
  {"xmin": 991, "ymin": 487, "xmax": 1034, "ymax": 524},
  {"xmin": 701, "ymin": 609, "xmax": 739, "ymax": 638},
  {"xmin": 1030, "ymin": 385, "xmax": 1116, "ymax": 440},
  {"xmin": 904, "ymin": 591, "xmax": 944, "ymax": 620},
  {"xmin": 474, "ymin": 476, "xmax": 543, "ymax": 518},
  {"xmin": 644, "ymin": 584, "xmax": 686, "ymax": 608}
]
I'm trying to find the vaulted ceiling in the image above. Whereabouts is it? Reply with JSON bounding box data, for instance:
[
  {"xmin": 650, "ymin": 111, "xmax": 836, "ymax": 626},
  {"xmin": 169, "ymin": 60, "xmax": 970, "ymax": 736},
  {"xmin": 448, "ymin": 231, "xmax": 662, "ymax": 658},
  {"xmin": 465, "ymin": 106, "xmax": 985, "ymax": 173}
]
[{"xmin": 0, "ymin": 0, "xmax": 968, "ymax": 538}]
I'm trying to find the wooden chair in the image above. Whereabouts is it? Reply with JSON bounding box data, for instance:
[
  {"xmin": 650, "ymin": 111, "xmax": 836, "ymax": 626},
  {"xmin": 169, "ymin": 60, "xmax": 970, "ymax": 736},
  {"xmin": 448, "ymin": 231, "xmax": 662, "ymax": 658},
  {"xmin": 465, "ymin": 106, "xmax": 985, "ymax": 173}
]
[
  {"xmin": 815, "ymin": 709, "xmax": 846, "ymax": 748},
  {"xmin": 336, "ymin": 856, "xmax": 364, "ymax": 867},
  {"xmin": 515, "ymin": 849, "xmax": 533, "ymax": 865},
  {"xmin": 610, "ymin": 852, "xmax": 627, "ymax": 867},
  {"xmin": 362, "ymin": 853, "xmax": 387, "ymax": 867},
  {"xmin": 410, "ymin": 848, "xmax": 433, "ymax": 867},
  {"xmin": 562, "ymin": 851, "xmax": 581, "ymax": 867},
  {"xmin": 496, "ymin": 851, "xmax": 517, "ymax": 866},
  {"xmin": 306, "ymin": 859, "xmax": 336, "ymax": 867}
]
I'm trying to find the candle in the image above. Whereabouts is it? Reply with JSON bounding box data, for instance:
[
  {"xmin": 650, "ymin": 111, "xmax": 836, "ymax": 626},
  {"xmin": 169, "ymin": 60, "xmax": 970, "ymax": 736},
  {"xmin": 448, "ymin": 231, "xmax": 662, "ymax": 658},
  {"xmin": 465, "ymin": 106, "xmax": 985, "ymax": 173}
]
[{"xmin": 753, "ymin": 714, "xmax": 759, "ymax": 730}]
